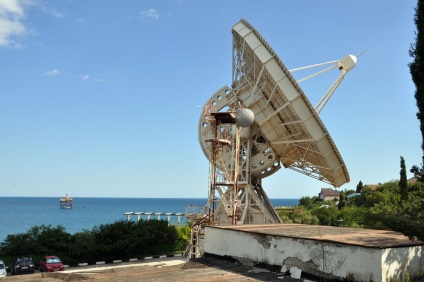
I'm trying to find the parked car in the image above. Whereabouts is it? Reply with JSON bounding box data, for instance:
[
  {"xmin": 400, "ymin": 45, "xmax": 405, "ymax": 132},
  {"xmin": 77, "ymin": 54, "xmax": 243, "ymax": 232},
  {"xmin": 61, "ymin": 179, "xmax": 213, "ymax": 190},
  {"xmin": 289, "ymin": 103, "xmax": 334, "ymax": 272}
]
[
  {"xmin": 39, "ymin": 256, "xmax": 64, "ymax": 272},
  {"xmin": 11, "ymin": 257, "xmax": 35, "ymax": 275},
  {"xmin": 0, "ymin": 260, "xmax": 7, "ymax": 277}
]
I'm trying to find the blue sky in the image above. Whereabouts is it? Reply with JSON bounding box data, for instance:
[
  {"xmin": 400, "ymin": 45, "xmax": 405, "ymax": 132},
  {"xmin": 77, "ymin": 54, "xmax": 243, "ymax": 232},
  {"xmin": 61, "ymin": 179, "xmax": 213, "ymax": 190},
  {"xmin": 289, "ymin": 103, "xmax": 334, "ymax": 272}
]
[{"xmin": 0, "ymin": 0, "xmax": 420, "ymax": 199}]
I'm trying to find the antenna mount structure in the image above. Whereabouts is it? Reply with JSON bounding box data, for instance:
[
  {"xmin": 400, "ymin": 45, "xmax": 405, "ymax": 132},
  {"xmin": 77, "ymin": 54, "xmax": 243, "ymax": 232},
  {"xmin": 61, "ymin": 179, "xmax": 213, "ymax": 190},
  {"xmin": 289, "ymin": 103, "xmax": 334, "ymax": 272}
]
[{"xmin": 197, "ymin": 19, "xmax": 357, "ymax": 228}]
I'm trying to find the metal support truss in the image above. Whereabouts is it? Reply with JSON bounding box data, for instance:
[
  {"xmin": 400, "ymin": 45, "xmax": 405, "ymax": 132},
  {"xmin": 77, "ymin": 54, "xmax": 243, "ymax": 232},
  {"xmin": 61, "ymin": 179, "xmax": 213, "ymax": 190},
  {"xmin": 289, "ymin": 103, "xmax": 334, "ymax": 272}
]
[{"xmin": 205, "ymin": 111, "xmax": 282, "ymax": 226}]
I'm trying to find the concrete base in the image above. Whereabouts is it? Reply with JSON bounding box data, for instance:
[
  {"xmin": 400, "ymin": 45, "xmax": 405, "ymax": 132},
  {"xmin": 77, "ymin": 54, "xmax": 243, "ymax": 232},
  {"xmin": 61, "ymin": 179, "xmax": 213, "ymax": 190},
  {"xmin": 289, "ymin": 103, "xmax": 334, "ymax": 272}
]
[{"xmin": 204, "ymin": 224, "xmax": 424, "ymax": 281}]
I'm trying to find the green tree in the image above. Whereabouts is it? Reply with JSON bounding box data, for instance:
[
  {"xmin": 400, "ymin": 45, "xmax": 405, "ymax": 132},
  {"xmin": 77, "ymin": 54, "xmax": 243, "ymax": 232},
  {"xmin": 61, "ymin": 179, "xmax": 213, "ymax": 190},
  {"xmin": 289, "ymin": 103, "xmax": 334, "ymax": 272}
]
[
  {"xmin": 175, "ymin": 225, "xmax": 191, "ymax": 248},
  {"xmin": 385, "ymin": 0, "xmax": 424, "ymax": 241},
  {"xmin": 298, "ymin": 196, "xmax": 322, "ymax": 209},
  {"xmin": 0, "ymin": 233, "xmax": 33, "ymax": 258},
  {"xmin": 410, "ymin": 0, "xmax": 424, "ymax": 180},
  {"xmin": 299, "ymin": 196, "xmax": 312, "ymax": 207},
  {"xmin": 0, "ymin": 220, "xmax": 189, "ymax": 266},
  {"xmin": 355, "ymin": 180, "xmax": 364, "ymax": 193},
  {"xmin": 290, "ymin": 211, "xmax": 320, "ymax": 225},
  {"xmin": 337, "ymin": 191, "xmax": 347, "ymax": 210},
  {"xmin": 399, "ymin": 156, "xmax": 408, "ymax": 201},
  {"xmin": 68, "ymin": 230, "xmax": 97, "ymax": 263},
  {"xmin": 338, "ymin": 207, "xmax": 368, "ymax": 228},
  {"xmin": 35, "ymin": 225, "xmax": 70, "ymax": 255},
  {"xmin": 0, "ymin": 225, "xmax": 70, "ymax": 257},
  {"xmin": 395, "ymin": 181, "xmax": 424, "ymax": 241},
  {"xmin": 367, "ymin": 182, "xmax": 401, "ymax": 215},
  {"xmin": 363, "ymin": 180, "xmax": 424, "ymax": 241},
  {"xmin": 311, "ymin": 206, "xmax": 338, "ymax": 226},
  {"xmin": 278, "ymin": 209, "xmax": 319, "ymax": 225}
]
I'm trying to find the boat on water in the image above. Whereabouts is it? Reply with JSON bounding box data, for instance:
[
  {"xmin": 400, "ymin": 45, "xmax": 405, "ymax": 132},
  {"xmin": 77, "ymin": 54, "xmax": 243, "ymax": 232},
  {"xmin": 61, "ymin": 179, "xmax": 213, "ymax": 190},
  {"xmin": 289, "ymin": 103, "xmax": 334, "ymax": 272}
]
[{"xmin": 60, "ymin": 194, "xmax": 73, "ymax": 209}]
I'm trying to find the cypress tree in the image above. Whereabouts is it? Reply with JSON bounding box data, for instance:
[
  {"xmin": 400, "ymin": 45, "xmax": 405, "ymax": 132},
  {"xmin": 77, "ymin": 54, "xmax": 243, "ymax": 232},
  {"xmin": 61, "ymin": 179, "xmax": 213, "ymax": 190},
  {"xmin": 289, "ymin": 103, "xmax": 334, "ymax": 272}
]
[
  {"xmin": 410, "ymin": 0, "xmax": 424, "ymax": 180},
  {"xmin": 399, "ymin": 156, "xmax": 408, "ymax": 200},
  {"xmin": 355, "ymin": 180, "xmax": 364, "ymax": 193},
  {"xmin": 337, "ymin": 191, "xmax": 347, "ymax": 210}
]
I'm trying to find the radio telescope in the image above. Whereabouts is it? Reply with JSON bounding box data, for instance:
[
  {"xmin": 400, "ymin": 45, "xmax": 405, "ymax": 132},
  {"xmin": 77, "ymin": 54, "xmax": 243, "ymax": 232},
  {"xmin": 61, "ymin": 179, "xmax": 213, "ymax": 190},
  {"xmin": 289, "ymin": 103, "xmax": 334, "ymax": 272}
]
[{"xmin": 198, "ymin": 19, "xmax": 357, "ymax": 226}]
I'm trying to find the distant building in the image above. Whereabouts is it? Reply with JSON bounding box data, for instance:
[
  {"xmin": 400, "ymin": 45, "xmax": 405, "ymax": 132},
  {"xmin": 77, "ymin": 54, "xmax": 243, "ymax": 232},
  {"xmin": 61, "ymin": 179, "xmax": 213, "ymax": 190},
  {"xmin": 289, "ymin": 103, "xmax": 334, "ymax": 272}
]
[
  {"xmin": 408, "ymin": 177, "xmax": 419, "ymax": 184},
  {"xmin": 319, "ymin": 188, "xmax": 340, "ymax": 201}
]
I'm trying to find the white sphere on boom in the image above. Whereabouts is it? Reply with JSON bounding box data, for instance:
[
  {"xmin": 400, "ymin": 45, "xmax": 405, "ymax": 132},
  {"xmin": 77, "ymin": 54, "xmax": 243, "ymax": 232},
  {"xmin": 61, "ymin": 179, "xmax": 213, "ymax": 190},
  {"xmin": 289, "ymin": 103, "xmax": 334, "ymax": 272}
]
[{"xmin": 236, "ymin": 108, "xmax": 255, "ymax": 127}]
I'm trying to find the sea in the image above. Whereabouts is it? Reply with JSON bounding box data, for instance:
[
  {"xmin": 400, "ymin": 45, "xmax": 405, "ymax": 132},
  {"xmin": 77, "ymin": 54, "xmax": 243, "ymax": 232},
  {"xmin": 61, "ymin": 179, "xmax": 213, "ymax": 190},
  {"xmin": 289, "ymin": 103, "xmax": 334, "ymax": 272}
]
[{"xmin": 0, "ymin": 197, "xmax": 299, "ymax": 243}]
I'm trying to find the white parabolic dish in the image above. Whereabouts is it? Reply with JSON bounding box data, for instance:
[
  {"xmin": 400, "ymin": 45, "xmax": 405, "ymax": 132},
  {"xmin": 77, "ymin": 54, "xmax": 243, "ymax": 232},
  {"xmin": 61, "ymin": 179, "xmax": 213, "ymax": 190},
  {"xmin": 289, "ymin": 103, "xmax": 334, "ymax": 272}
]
[{"xmin": 199, "ymin": 19, "xmax": 350, "ymax": 188}]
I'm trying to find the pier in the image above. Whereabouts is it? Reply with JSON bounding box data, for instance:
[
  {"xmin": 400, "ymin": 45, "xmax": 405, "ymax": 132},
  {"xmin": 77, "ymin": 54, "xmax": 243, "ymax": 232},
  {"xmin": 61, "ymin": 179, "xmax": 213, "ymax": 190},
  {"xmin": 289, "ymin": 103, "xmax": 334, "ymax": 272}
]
[
  {"xmin": 123, "ymin": 212, "xmax": 185, "ymax": 225},
  {"xmin": 124, "ymin": 204, "xmax": 207, "ymax": 225}
]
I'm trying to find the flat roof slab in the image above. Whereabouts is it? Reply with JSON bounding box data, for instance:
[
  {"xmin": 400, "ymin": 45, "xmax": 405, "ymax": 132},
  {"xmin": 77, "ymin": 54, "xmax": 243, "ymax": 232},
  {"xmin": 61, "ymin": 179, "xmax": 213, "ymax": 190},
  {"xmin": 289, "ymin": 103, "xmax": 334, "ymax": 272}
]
[{"xmin": 213, "ymin": 224, "xmax": 424, "ymax": 248}]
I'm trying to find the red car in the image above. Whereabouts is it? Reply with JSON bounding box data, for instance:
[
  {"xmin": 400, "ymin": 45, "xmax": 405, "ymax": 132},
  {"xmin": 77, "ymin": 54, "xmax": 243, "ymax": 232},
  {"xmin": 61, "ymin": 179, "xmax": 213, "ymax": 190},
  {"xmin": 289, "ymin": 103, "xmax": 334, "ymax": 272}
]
[{"xmin": 39, "ymin": 256, "xmax": 64, "ymax": 272}]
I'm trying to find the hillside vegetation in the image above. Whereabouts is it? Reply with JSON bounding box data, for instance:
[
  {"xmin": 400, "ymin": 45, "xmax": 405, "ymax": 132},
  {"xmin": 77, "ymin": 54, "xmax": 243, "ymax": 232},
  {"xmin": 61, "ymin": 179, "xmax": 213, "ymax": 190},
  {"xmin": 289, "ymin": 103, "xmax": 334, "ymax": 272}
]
[{"xmin": 278, "ymin": 179, "xmax": 424, "ymax": 242}]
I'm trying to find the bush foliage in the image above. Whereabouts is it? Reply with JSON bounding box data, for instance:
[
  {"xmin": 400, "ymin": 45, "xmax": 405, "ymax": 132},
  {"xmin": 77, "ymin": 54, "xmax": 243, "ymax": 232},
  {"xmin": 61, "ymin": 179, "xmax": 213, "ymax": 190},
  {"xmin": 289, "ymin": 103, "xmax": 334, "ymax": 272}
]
[
  {"xmin": 278, "ymin": 180, "xmax": 424, "ymax": 242},
  {"xmin": 0, "ymin": 220, "xmax": 189, "ymax": 266}
]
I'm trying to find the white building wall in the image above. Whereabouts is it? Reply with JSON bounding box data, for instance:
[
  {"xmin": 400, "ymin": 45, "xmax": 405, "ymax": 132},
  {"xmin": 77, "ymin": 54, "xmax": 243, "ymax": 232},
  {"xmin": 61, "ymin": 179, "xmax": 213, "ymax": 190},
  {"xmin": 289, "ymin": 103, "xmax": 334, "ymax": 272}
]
[
  {"xmin": 382, "ymin": 246, "xmax": 424, "ymax": 281},
  {"xmin": 205, "ymin": 227, "xmax": 385, "ymax": 281}
]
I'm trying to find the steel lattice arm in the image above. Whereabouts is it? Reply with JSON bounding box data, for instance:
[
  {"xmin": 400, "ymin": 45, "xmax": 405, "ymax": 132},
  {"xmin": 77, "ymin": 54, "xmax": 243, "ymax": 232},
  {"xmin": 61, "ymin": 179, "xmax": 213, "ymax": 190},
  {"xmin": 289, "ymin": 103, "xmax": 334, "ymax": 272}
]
[{"xmin": 290, "ymin": 54, "xmax": 358, "ymax": 114}]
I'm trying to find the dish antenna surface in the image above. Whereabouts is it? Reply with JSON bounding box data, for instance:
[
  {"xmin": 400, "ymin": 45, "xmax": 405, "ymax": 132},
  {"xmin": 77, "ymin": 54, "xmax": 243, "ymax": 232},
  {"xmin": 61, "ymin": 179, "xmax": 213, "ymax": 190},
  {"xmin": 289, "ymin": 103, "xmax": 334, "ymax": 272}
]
[{"xmin": 198, "ymin": 19, "xmax": 357, "ymax": 226}]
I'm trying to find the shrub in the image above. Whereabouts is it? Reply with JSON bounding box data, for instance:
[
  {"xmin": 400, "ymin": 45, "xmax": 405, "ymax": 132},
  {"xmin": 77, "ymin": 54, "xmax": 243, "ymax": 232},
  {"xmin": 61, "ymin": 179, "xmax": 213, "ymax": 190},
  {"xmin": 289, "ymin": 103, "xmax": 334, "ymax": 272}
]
[{"xmin": 0, "ymin": 220, "xmax": 188, "ymax": 264}]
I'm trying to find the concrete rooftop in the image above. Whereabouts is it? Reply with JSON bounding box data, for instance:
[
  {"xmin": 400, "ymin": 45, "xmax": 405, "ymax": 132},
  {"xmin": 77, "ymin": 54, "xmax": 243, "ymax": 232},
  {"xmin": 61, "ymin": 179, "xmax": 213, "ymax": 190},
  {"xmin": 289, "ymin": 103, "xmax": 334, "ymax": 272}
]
[{"xmin": 213, "ymin": 224, "xmax": 424, "ymax": 248}]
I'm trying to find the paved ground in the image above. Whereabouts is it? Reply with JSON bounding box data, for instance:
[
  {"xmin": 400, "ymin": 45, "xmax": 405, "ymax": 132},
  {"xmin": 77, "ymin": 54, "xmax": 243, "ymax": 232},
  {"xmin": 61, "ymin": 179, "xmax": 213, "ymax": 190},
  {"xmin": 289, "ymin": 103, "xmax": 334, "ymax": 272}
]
[{"xmin": 1, "ymin": 256, "xmax": 307, "ymax": 281}]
